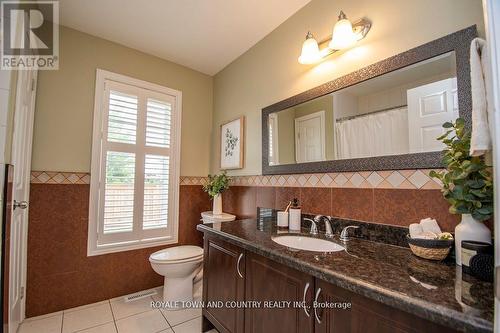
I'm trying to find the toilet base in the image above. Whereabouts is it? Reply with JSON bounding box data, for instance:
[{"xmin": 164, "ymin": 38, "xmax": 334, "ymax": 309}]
[{"xmin": 163, "ymin": 276, "xmax": 193, "ymax": 309}]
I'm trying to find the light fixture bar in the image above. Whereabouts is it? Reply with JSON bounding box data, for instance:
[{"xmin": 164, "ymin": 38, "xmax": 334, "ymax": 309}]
[{"xmin": 298, "ymin": 11, "xmax": 372, "ymax": 65}]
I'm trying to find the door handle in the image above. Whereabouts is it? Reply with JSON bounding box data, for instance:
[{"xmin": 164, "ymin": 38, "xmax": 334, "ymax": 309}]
[
  {"xmin": 314, "ymin": 287, "xmax": 322, "ymax": 324},
  {"xmin": 302, "ymin": 282, "xmax": 311, "ymax": 317},
  {"xmin": 13, "ymin": 200, "xmax": 28, "ymax": 210},
  {"xmin": 236, "ymin": 253, "xmax": 244, "ymax": 278}
]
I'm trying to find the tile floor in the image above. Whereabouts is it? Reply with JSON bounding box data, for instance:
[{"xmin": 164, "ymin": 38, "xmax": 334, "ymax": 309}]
[{"xmin": 18, "ymin": 286, "xmax": 218, "ymax": 333}]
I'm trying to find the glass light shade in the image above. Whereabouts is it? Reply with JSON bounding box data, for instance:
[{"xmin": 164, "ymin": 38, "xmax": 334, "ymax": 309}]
[
  {"xmin": 329, "ymin": 18, "xmax": 357, "ymax": 50},
  {"xmin": 298, "ymin": 34, "xmax": 321, "ymax": 64}
]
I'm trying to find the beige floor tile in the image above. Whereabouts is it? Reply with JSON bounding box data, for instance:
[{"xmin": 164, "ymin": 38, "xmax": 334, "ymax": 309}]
[
  {"xmin": 110, "ymin": 296, "xmax": 155, "ymax": 319},
  {"xmin": 78, "ymin": 322, "xmax": 117, "ymax": 333},
  {"xmin": 171, "ymin": 317, "xmax": 202, "ymax": 333},
  {"xmin": 18, "ymin": 313, "xmax": 63, "ymax": 333},
  {"xmin": 161, "ymin": 307, "xmax": 201, "ymax": 327},
  {"xmin": 115, "ymin": 309, "xmax": 169, "ymax": 333},
  {"xmin": 62, "ymin": 302, "xmax": 114, "ymax": 333}
]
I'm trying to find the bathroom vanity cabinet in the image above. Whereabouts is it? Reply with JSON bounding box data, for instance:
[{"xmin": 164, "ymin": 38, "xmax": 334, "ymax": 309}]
[
  {"xmin": 202, "ymin": 235, "xmax": 458, "ymax": 333},
  {"xmin": 203, "ymin": 237, "xmax": 245, "ymax": 333}
]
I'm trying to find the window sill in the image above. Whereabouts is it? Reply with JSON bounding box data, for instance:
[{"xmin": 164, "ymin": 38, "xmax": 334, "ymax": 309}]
[{"xmin": 87, "ymin": 236, "xmax": 178, "ymax": 256}]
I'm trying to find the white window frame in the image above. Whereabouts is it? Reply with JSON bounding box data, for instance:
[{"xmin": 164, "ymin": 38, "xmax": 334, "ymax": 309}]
[
  {"xmin": 268, "ymin": 113, "xmax": 279, "ymax": 165},
  {"xmin": 88, "ymin": 69, "xmax": 182, "ymax": 256}
]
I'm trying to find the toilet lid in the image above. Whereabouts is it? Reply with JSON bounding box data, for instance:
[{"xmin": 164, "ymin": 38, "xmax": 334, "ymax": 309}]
[{"xmin": 150, "ymin": 245, "xmax": 203, "ymax": 262}]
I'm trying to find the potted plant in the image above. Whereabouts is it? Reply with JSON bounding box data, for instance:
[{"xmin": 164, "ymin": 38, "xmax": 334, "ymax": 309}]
[
  {"xmin": 429, "ymin": 118, "xmax": 493, "ymax": 265},
  {"xmin": 203, "ymin": 172, "xmax": 231, "ymax": 215}
]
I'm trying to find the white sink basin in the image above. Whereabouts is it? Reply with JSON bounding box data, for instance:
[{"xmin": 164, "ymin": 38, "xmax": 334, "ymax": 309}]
[{"xmin": 272, "ymin": 235, "xmax": 345, "ymax": 252}]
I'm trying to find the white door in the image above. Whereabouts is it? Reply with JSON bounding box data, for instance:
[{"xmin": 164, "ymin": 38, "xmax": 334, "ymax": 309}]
[
  {"xmin": 9, "ymin": 69, "xmax": 37, "ymax": 332},
  {"xmin": 407, "ymin": 78, "xmax": 458, "ymax": 153},
  {"xmin": 295, "ymin": 110, "xmax": 326, "ymax": 163}
]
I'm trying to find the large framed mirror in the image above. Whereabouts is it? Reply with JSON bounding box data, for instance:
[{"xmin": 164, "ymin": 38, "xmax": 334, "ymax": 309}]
[{"xmin": 262, "ymin": 26, "xmax": 477, "ymax": 175}]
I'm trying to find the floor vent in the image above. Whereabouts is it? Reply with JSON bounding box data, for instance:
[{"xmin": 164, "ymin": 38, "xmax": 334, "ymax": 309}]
[{"xmin": 124, "ymin": 289, "xmax": 158, "ymax": 302}]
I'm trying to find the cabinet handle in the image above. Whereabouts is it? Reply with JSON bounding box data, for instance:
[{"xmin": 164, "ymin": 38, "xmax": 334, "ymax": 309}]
[
  {"xmin": 314, "ymin": 287, "xmax": 322, "ymax": 324},
  {"xmin": 302, "ymin": 282, "xmax": 311, "ymax": 317},
  {"xmin": 236, "ymin": 253, "xmax": 244, "ymax": 278}
]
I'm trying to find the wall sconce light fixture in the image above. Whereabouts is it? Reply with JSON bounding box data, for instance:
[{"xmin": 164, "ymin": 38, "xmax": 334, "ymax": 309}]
[{"xmin": 298, "ymin": 11, "xmax": 371, "ymax": 65}]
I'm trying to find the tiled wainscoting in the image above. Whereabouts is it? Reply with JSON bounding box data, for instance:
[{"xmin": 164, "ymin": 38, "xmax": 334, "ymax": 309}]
[
  {"xmin": 27, "ymin": 177, "xmax": 210, "ymax": 317},
  {"xmin": 27, "ymin": 169, "xmax": 460, "ymax": 318},
  {"xmin": 220, "ymin": 186, "xmax": 459, "ymax": 231}
]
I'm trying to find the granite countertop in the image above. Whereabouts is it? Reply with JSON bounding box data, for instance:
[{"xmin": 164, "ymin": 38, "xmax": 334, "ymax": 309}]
[{"xmin": 197, "ymin": 216, "xmax": 494, "ymax": 333}]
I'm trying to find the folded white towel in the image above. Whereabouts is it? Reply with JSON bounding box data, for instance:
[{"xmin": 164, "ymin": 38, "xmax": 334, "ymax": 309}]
[
  {"xmin": 409, "ymin": 223, "xmax": 423, "ymax": 238},
  {"xmin": 470, "ymin": 38, "xmax": 493, "ymax": 156},
  {"xmin": 413, "ymin": 231, "xmax": 438, "ymax": 240},
  {"xmin": 420, "ymin": 218, "xmax": 442, "ymax": 235}
]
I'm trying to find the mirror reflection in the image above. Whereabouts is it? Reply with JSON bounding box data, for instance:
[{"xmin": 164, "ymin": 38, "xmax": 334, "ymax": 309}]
[{"xmin": 268, "ymin": 51, "xmax": 457, "ymax": 166}]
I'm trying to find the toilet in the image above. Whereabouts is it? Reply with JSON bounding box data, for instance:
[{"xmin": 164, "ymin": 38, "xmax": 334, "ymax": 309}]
[{"xmin": 149, "ymin": 245, "xmax": 203, "ymax": 307}]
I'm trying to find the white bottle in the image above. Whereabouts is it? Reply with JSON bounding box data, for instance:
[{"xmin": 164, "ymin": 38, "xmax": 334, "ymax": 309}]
[
  {"xmin": 289, "ymin": 198, "xmax": 301, "ymax": 231},
  {"xmin": 454, "ymin": 214, "xmax": 492, "ymax": 265}
]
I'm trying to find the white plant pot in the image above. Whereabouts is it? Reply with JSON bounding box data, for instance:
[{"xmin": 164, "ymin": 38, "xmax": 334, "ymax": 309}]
[
  {"xmin": 454, "ymin": 214, "xmax": 491, "ymax": 266},
  {"xmin": 212, "ymin": 194, "xmax": 222, "ymax": 215}
]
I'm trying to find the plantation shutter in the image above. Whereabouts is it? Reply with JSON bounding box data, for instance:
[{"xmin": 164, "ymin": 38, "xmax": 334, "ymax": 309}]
[
  {"xmin": 143, "ymin": 98, "xmax": 172, "ymax": 230},
  {"xmin": 96, "ymin": 80, "xmax": 177, "ymax": 246}
]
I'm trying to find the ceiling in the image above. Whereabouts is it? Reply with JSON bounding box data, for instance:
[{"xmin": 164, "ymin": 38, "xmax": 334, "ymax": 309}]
[{"xmin": 57, "ymin": 0, "xmax": 311, "ymax": 75}]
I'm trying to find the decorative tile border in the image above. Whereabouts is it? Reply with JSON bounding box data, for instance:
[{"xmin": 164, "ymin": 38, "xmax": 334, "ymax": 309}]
[
  {"xmin": 31, "ymin": 171, "xmax": 91, "ymax": 184},
  {"xmin": 179, "ymin": 176, "xmax": 208, "ymax": 186},
  {"xmin": 181, "ymin": 169, "xmax": 444, "ymax": 190},
  {"xmin": 31, "ymin": 170, "xmax": 444, "ymax": 190}
]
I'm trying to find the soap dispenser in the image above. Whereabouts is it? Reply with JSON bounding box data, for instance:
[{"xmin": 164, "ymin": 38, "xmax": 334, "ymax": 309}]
[{"xmin": 289, "ymin": 198, "xmax": 302, "ymax": 231}]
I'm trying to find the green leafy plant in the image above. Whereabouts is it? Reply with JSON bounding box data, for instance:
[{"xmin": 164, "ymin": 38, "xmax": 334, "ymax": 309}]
[
  {"xmin": 203, "ymin": 172, "xmax": 231, "ymax": 198},
  {"xmin": 429, "ymin": 118, "xmax": 493, "ymax": 221}
]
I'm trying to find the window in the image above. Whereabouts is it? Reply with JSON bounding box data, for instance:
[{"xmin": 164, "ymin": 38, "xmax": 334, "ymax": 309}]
[{"xmin": 88, "ymin": 69, "xmax": 182, "ymax": 256}]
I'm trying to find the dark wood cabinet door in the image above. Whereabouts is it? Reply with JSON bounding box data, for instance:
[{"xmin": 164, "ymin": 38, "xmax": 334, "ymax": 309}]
[
  {"xmin": 203, "ymin": 236, "xmax": 245, "ymax": 333},
  {"xmin": 244, "ymin": 252, "xmax": 314, "ymax": 333},
  {"xmin": 314, "ymin": 279, "xmax": 458, "ymax": 333}
]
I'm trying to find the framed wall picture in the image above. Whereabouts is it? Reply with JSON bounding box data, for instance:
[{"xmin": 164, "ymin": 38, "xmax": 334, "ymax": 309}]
[{"xmin": 220, "ymin": 116, "xmax": 245, "ymax": 169}]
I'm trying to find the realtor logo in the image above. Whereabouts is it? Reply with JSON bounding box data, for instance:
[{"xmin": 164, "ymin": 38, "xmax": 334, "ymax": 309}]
[{"xmin": 1, "ymin": 1, "xmax": 59, "ymax": 70}]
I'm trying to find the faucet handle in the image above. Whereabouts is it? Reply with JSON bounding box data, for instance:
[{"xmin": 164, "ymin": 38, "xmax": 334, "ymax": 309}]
[
  {"xmin": 340, "ymin": 225, "xmax": 359, "ymax": 241},
  {"xmin": 304, "ymin": 218, "xmax": 318, "ymax": 235}
]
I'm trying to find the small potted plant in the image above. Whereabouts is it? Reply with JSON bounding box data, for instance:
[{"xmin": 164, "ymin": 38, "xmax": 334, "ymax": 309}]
[
  {"xmin": 429, "ymin": 118, "xmax": 493, "ymax": 265},
  {"xmin": 203, "ymin": 172, "xmax": 231, "ymax": 215}
]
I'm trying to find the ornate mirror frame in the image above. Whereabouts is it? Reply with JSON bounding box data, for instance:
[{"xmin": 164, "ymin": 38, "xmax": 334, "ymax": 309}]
[{"xmin": 262, "ymin": 26, "xmax": 477, "ymax": 175}]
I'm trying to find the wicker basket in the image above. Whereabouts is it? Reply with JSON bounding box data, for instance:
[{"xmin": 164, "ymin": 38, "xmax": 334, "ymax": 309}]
[{"xmin": 406, "ymin": 235, "xmax": 453, "ymax": 261}]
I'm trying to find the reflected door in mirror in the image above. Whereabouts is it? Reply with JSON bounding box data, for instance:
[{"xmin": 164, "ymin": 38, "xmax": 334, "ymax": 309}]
[{"xmin": 267, "ymin": 51, "xmax": 458, "ymax": 166}]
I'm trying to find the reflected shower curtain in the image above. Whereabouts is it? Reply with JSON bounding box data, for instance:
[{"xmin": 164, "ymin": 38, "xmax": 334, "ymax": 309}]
[{"xmin": 335, "ymin": 107, "xmax": 409, "ymax": 159}]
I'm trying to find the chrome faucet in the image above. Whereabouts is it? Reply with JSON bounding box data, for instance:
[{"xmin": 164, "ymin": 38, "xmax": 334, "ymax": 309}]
[
  {"xmin": 340, "ymin": 225, "xmax": 359, "ymax": 241},
  {"xmin": 314, "ymin": 215, "xmax": 334, "ymax": 238}
]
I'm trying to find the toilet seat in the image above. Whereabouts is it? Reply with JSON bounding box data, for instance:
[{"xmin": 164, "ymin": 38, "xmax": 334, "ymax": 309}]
[{"xmin": 149, "ymin": 245, "xmax": 203, "ymax": 264}]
